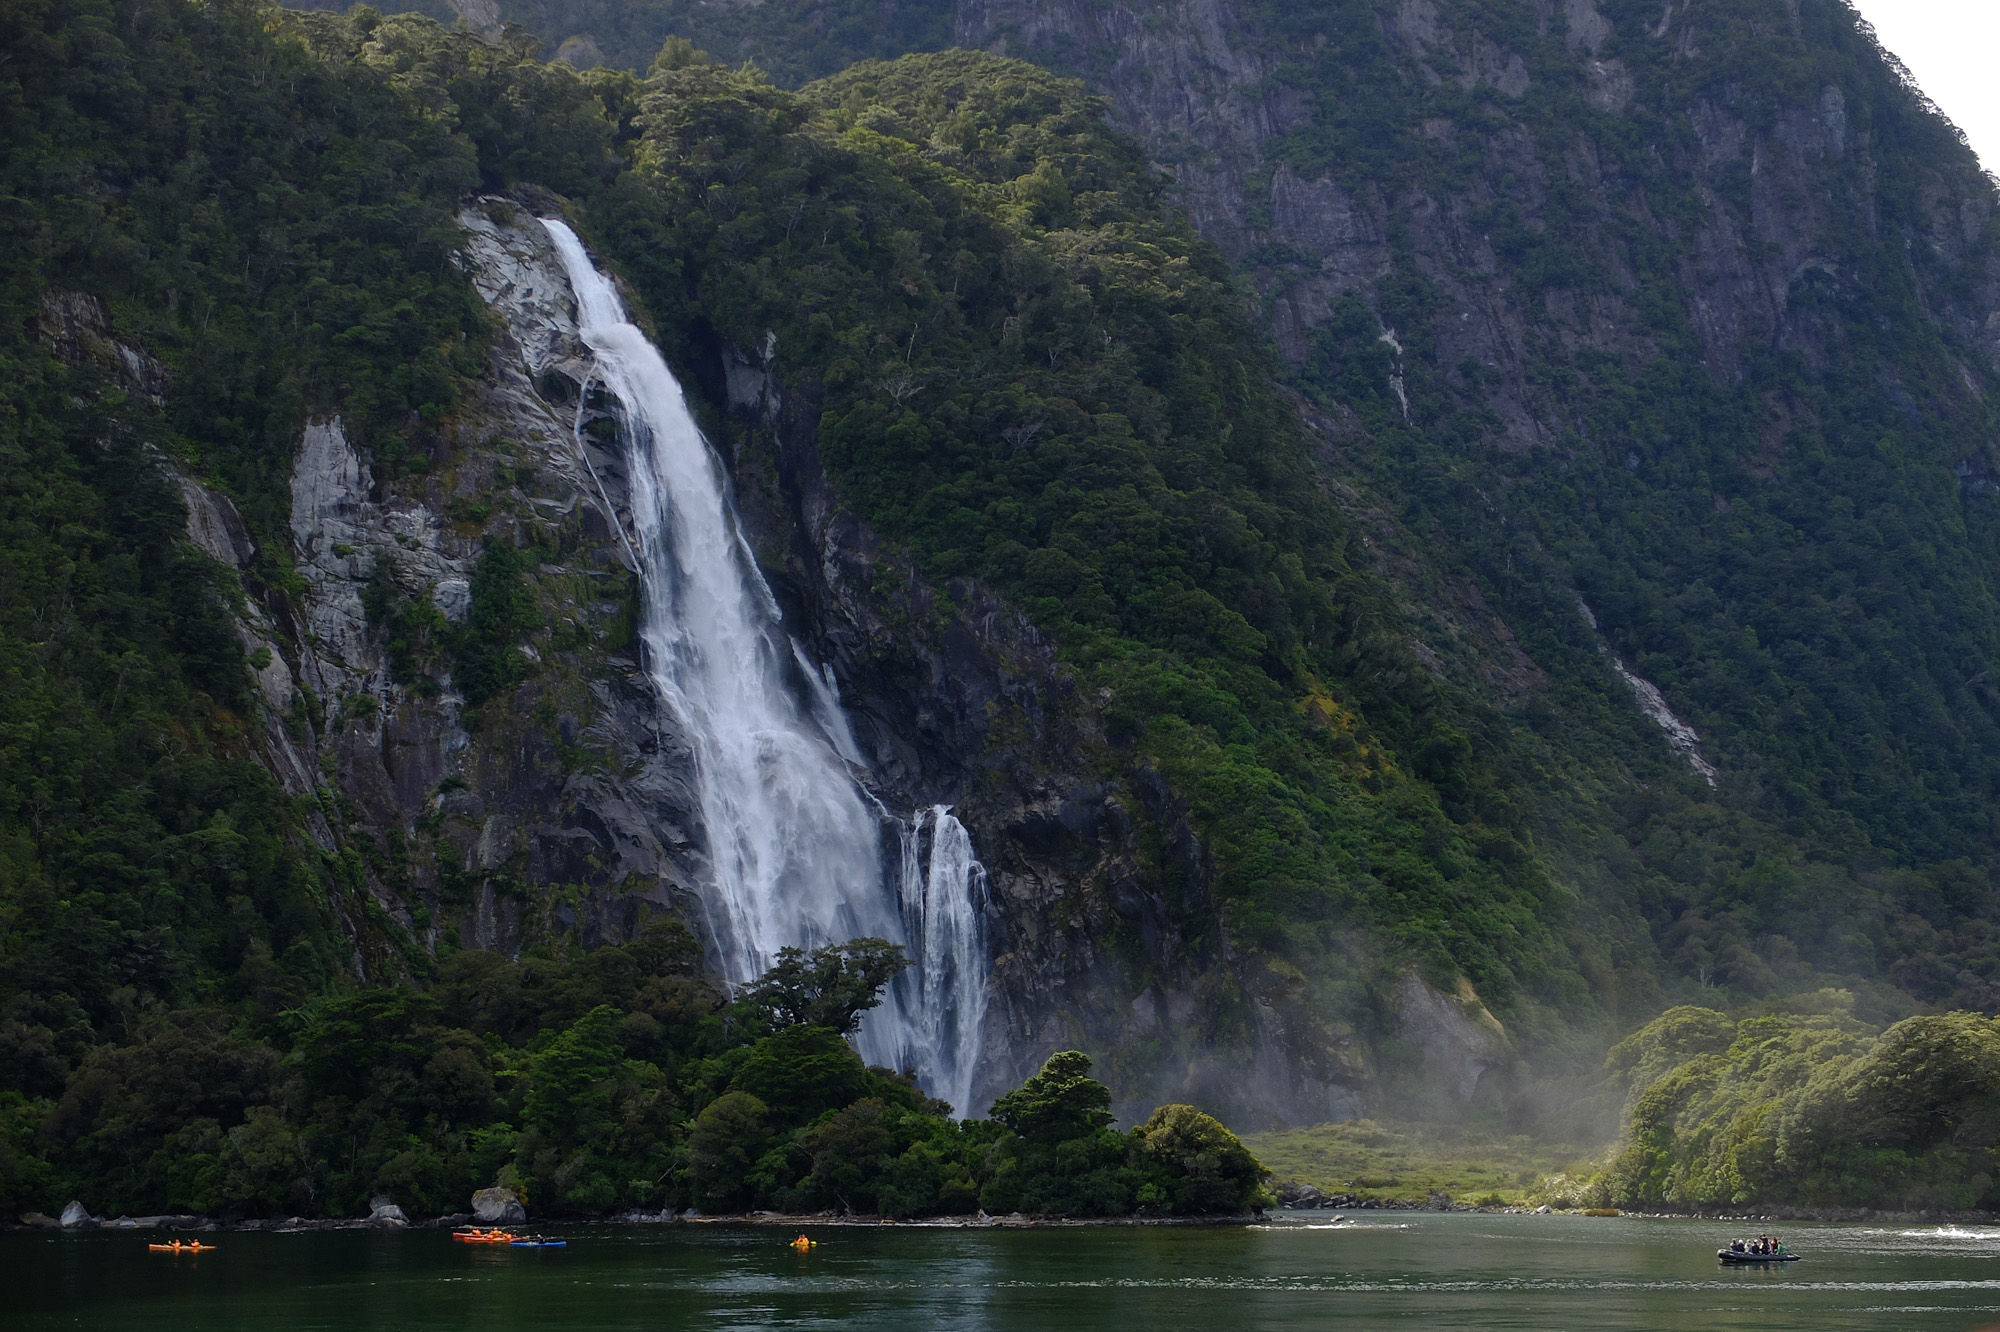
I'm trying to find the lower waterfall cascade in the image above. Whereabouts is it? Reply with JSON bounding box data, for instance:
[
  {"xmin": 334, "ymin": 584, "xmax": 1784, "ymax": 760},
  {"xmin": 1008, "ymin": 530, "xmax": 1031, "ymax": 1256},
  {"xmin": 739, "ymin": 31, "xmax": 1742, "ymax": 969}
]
[
  {"xmin": 537, "ymin": 218, "xmax": 990, "ymax": 1113},
  {"xmin": 894, "ymin": 806, "xmax": 988, "ymax": 1119}
]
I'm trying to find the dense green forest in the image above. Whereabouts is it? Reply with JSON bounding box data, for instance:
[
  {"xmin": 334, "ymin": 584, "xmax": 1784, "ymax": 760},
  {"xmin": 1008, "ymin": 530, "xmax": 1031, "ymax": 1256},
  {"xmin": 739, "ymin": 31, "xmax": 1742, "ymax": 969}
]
[
  {"xmin": 1216, "ymin": 0, "xmax": 2000, "ymax": 1018},
  {"xmin": 7, "ymin": 926, "xmax": 1264, "ymax": 1220},
  {"xmin": 1596, "ymin": 999, "xmax": 2000, "ymax": 1212}
]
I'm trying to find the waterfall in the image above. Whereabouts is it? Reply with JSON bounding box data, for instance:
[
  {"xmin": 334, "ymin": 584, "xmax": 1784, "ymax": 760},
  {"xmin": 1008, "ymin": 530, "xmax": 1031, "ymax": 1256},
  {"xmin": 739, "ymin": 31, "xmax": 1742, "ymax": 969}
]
[
  {"xmin": 893, "ymin": 807, "xmax": 988, "ymax": 1119},
  {"xmin": 538, "ymin": 219, "xmax": 988, "ymax": 1112}
]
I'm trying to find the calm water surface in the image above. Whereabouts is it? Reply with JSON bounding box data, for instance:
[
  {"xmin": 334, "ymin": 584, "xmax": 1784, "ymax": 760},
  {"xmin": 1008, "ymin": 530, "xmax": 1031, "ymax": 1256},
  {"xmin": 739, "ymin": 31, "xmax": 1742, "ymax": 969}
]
[{"xmin": 11, "ymin": 1212, "xmax": 2000, "ymax": 1330}]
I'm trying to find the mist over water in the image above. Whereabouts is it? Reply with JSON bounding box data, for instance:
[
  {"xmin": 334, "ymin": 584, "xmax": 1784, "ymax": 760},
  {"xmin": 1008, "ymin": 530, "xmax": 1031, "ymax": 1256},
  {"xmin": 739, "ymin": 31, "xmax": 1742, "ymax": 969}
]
[{"xmin": 538, "ymin": 219, "xmax": 987, "ymax": 1109}]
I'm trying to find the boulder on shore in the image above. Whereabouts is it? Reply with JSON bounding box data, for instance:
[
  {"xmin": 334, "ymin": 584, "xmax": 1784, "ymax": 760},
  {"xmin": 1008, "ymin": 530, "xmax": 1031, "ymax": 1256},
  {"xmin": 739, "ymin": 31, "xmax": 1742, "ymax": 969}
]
[
  {"xmin": 369, "ymin": 1199, "xmax": 409, "ymax": 1227},
  {"xmin": 59, "ymin": 1201, "xmax": 100, "ymax": 1229},
  {"xmin": 19, "ymin": 1212, "xmax": 58, "ymax": 1229},
  {"xmin": 471, "ymin": 1187, "xmax": 526, "ymax": 1225}
]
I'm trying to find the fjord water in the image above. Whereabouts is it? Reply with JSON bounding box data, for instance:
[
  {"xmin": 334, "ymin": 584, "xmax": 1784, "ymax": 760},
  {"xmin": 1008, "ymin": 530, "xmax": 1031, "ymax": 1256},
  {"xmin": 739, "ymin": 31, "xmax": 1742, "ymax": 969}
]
[
  {"xmin": 15, "ymin": 1215, "xmax": 2000, "ymax": 1331},
  {"xmin": 538, "ymin": 220, "xmax": 986, "ymax": 1113}
]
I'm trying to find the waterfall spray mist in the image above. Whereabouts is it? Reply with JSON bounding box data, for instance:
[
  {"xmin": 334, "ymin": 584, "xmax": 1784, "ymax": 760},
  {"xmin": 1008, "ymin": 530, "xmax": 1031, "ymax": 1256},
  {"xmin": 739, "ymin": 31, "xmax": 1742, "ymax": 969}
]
[{"xmin": 538, "ymin": 218, "xmax": 989, "ymax": 1112}]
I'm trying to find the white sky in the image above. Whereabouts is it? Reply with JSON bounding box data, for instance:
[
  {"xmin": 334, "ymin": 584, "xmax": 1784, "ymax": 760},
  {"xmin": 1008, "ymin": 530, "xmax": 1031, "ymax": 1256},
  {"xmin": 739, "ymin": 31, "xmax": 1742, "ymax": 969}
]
[{"xmin": 1850, "ymin": 0, "xmax": 2000, "ymax": 173}]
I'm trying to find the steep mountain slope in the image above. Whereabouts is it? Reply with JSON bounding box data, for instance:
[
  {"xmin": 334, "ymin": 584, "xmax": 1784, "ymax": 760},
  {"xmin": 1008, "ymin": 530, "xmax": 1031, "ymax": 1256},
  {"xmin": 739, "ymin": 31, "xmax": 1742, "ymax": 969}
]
[
  {"xmin": 3, "ymin": 0, "xmax": 1558, "ymax": 1155},
  {"xmin": 946, "ymin": 0, "xmax": 2000, "ymax": 1015},
  {"xmin": 426, "ymin": 0, "xmax": 2000, "ymax": 1019},
  {"xmin": 591, "ymin": 49, "xmax": 1581, "ymax": 1117},
  {"xmin": 11, "ymin": 0, "xmax": 2000, "ymax": 1213}
]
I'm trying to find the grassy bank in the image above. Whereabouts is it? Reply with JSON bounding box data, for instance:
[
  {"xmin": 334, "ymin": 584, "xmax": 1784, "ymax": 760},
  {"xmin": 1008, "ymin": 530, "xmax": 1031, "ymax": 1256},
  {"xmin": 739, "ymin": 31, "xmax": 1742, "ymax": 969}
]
[{"xmin": 1241, "ymin": 1121, "xmax": 1601, "ymax": 1208}]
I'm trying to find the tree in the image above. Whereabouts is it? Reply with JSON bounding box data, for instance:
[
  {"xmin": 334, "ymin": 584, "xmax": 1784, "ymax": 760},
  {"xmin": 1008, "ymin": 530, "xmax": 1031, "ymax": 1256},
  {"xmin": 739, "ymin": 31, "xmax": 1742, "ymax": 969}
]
[
  {"xmin": 1132, "ymin": 1104, "xmax": 1268, "ymax": 1214},
  {"xmin": 988, "ymin": 1050, "xmax": 1113, "ymax": 1143},
  {"xmin": 685, "ymin": 1091, "xmax": 772, "ymax": 1211},
  {"xmin": 738, "ymin": 939, "xmax": 909, "ymax": 1034},
  {"xmin": 728, "ymin": 1025, "xmax": 871, "ymax": 1129}
]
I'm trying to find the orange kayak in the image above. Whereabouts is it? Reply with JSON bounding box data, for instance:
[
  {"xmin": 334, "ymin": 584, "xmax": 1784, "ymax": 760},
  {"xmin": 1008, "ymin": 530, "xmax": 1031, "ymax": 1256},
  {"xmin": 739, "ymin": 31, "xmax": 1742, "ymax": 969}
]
[
  {"xmin": 147, "ymin": 1241, "xmax": 215, "ymax": 1253},
  {"xmin": 452, "ymin": 1228, "xmax": 519, "ymax": 1244}
]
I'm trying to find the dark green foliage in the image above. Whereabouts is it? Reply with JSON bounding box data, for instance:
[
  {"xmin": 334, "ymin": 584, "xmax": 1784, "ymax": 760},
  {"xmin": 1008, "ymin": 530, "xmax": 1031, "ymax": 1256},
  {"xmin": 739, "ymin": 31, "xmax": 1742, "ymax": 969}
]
[
  {"xmin": 989, "ymin": 1049, "xmax": 1114, "ymax": 1144},
  {"xmin": 470, "ymin": 0, "xmax": 956, "ymax": 86},
  {"xmin": 20, "ymin": 921, "xmax": 705, "ymax": 1218},
  {"xmin": 3, "ymin": 0, "xmax": 494, "ymax": 528},
  {"xmin": 727, "ymin": 1026, "xmax": 875, "ymax": 1129},
  {"xmin": 976, "ymin": 1051, "xmax": 1269, "ymax": 1216},
  {"xmin": 685, "ymin": 1090, "xmax": 772, "ymax": 1211},
  {"xmin": 1129, "ymin": 1103, "xmax": 1268, "ymax": 1215},
  {"xmin": 5, "ymin": 927, "xmax": 1262, "ymax": 1220},
  {"xmin": 455, "ymin": 542, "xmax": 542, "ymax": 705},
  {"xmin": 737, "ymin": 939, "xmax": 909, "ymax": 1034},
  {"xmin": 42, "ymin": 1016, "xmax": 282, "ymax": 1214},
  {"xmin": 0, "ymin": 0, "xmax": 602, "ymax": 1208},
  {"xmin": 1601, "ymin": 1001, "xmax": 2000, "ymax": 1210}
]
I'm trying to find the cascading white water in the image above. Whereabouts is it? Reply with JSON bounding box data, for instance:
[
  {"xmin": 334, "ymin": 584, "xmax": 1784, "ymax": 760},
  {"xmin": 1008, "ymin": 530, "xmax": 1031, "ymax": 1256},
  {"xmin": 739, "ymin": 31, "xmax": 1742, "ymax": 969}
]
[
  {"xmin": 893, "ymin": 806, "xmax": 987, "ymax": 1118},
  {"xmin": 538, "ymin": 219, "xmax": 989, "ymax": 1111}
]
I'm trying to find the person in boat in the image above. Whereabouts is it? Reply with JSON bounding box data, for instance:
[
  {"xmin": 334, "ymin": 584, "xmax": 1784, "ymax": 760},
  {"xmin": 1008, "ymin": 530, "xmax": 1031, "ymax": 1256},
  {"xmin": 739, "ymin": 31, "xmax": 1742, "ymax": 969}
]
[{"xmin": 1730, "ymin": 1239, "xmax": 1745, "ymax": 1253}]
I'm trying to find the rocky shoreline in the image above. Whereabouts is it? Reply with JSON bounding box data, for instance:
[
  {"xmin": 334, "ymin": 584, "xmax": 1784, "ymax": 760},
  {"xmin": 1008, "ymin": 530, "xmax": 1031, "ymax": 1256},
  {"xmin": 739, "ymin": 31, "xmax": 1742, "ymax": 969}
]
[{"xmin": 10, "ymin": 1206, "xmax": 1267, "ymax": 1233}]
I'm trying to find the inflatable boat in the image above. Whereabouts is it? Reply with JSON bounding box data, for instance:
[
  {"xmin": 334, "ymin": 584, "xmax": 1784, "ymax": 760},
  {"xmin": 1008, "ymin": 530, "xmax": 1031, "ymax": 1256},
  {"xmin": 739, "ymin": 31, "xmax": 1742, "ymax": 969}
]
[{"xmin": 1717, "ymin": 1248, "xmax": 1800, "ymax": 1263}]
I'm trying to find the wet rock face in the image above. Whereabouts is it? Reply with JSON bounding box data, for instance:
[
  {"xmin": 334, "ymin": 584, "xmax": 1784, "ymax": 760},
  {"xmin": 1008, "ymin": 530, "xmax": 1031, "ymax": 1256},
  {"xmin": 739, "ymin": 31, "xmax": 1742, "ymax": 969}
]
[{"xmin": 175, "ymin": 199, "xmax": 710, "ymax": 975}]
